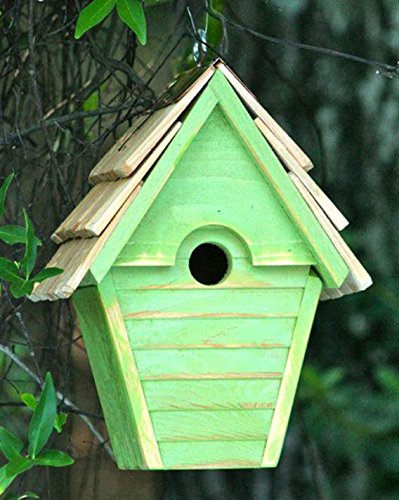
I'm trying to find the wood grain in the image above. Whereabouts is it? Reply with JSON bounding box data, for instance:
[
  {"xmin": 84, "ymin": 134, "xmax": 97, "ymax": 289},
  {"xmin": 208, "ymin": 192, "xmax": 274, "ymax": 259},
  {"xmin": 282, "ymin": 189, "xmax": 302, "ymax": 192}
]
[
  {"xmin": 88, "ymin": 66, "xmax": 215, "ymax": 184},
  {"xmin": 151, "ymin": 409, "xmax": 273, "ymax": 441},
  {"xmin": 125, "ymin": 317, "xmax": 296, "ymax": 349},
  {"xmin": 262, "ymin": 272, "xmax": 322, "ymax": 467},
  {"xmin": 29, "ymin": 184, "xmax": 142, "ymax": 301},
  {"xmin": 142, "ymin": 379, "xmax": 281, "ymax": 411},
  {"xmin": 289, "ymin": 172, "xmax": 372, "ymax": 297},
  {"xmin": 255, "ymin": 117, "xmax": 349, "ymax": 231},
  {"xmin": 52, "ymin": 123, "xmax": 181, "ymax": 244},
  {"xmin": 135, "ymin": 348, "xmax": 288, "ymax": 380},
  {"xmin": 72, "ymin": 275, "xmax": 163, "ymax": 469},
  {"xmin": 208, "ymin": 69, "xmax": 349, "ymax": 288},
  {"xmin": 159, "ymin": 440, "xmax": 265, "ymax": 469},
  {"xmin": 216, "ymin": 61, "xmax": 314, "ymax": 171}
]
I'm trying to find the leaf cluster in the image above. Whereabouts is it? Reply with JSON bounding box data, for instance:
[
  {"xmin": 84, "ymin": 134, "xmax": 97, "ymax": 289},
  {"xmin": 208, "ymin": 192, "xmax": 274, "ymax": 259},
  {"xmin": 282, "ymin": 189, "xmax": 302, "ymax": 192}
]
[
  {"xmin": 0, "ymin": 374, "xmax": 74, "ymax": 497},
  {"xmin": 0, "ymin": 175, "xmax": 63, "ymax": 298}
]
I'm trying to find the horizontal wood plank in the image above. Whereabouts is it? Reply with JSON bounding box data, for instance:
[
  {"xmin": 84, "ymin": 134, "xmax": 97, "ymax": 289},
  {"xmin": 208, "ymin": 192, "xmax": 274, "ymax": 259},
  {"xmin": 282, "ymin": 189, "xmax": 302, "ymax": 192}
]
[
  {"xmin": 151, "ymin": 409, "xmax": 273, "ymax": 441},
  {"xmin": 135, "ymin": 348, "xmax": 288, "ymax": 380},
  {"xmin": 111, "ymin": 264, "xmax": 310, "ymax": 290},
  {"xmin": 160, "ymin": 440, "xmax": 265, "ymax": 468},
  {"xmin": 126, "ymin": 317, "xmax": 296, "ymax": 349},
  {"xmin": 142, "ymin": 379, "xmax": 281, "ymax": 411},
  {"xmin": 118, "ymin": 288, "xmax": 304, "ymax": 318}
]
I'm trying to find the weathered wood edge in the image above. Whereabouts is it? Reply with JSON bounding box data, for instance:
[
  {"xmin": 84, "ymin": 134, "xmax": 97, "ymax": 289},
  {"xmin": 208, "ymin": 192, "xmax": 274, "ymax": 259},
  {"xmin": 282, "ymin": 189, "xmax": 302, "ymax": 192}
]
[
  {"xmin": 99, "ymin": 274, "xmax": 163, "ymax": 468},
  {"xmin": 208, "ymin": 70, "xmax": 348, "ymax": 288},
  {"xmin": 261, "ymin": 272, "xmax": 322, "ymax": 467},
  {"xmin": 216, "ymin": 61, "xmax": 314, "ymax": 172},
  {"xmin": 255, "ymin": 117, "xmax": 349, "ymax": 231},
  {"xmin": 88, "ymin": 89, "xmax": 219, "ymax": 284},
  {"xmin": 289, "ymin": 172, "xmax": 372, "ymax": 297},
  {"xmin": 51, "ymin": 123, "xmax": 182, "ymax": 244}
]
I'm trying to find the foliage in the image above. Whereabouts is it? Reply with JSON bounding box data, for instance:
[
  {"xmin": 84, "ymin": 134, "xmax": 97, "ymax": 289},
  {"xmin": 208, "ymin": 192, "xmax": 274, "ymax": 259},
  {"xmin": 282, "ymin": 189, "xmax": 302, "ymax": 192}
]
[
  {"xmin": 74, "ymin": 0, "xmax": 169, "ymax": 44},
  {"xmin": 0, "ymin": 373, "xmax": 73, "ymax": 496},
  {"xmin": 0, "ymin": 0, "xmax": 397, "ymax": 497},
  {"xmin": 0, "ymin": 175, "xmax": 63, "ymax": 298}
]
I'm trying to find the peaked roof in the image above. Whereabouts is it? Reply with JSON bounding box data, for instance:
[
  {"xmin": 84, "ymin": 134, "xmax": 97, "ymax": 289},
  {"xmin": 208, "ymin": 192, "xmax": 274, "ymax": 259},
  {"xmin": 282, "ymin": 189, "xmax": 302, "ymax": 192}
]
[{"xmin": 30, "ymin": 60, "xmax": 372, "ymax": 302}]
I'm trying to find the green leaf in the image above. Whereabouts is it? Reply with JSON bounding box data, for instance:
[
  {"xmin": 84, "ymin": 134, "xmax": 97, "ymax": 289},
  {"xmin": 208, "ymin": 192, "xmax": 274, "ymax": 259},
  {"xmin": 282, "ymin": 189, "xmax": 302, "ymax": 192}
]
[
  {"xmin": 0, "ymin": 457, "xmax": 34, "ymax": 495},
  {"xmin": 0, "ymin": 258, "xmax": 22, "ymax": 284},
  {"xmin": 0, "ymin": 427, "xmax": 23, "ymax": 460},
  {"xmin": 9, "ymin": 279, "xmax": 34, "ymax": 299},
  {"xmin": 0, "ymin": 225, "xmax": 25, "ymax": 245},
  {"xmin": 20, "ymin": 210, "xmax": 39, "ymax": 278},
  {"xmin": 28, "ymin": 373, "xmax": 57, "ymax": 458},
  {"xmin": 21, "ymin": 393, "xmax": 37, "ymax": 411},
  {"xmin": 0, "ymin": 225, "xmax": 41, "ymax": 246},
  {"xmin": 54, "ymin": 413, "xmax": 67, "ymax": 434},
  {"xmin": 75, "ymin": 0, "xmax": 117, "ymax": 39},
  {"xmin": 32, "ymin": 267, "xmax": 64, "ymax": 284},
  {"xmin": 35, "ymin": 450, "xmax": 74, "ymax": 467},
  {"xmin": 0, "ymin": 174, "xmax": 14, "ymax": 218},
  {"xmin": 116, "ymin": 0, "xmax": 147, "ymax": 45}
]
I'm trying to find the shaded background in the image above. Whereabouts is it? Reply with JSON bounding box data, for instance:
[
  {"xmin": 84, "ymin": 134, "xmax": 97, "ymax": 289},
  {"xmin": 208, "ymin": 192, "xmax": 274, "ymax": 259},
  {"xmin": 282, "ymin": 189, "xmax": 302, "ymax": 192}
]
[{"xmin": 1, "ymin": 0, "xmax": 398, "ymax": 498}]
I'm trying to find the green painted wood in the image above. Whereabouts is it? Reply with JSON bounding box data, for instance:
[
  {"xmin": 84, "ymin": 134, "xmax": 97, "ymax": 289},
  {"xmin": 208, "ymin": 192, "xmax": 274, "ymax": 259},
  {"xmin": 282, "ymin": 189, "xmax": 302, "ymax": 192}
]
[
  {"xmin": 151, "ymin": 409, "xmax": 273, "ymax": 441},
  {"xmin": 208, "ymin": 70, "xmax": 348, "ymax": 287},
  {"xmin": 159, "ymin": 440, "xmax": 265, "ymax": 469},
  {"xmin": 126, "ymin": 317, "xmax": 296, "ymax": 349},
  {"xmin": 142, "ymin": 379, "xmax": 281, "ymax": 411},
  {"xmin": 72, "ymin": 286, "xmax": 140, "ymax": 469},
  {"xmin": 117, "ymin": 288, "xmax": 304, "ymax": 319},
  {"xmin": 111, "ymin": 261, "xmax": 310, "ymax": 289},
  {"xmin": 88, "ymin": 89, "xmax": 219, "ymax": 283},
  {"xmin": 114, "ymin": 107, "xmax": 314, "ymax": 267},
  {"xmin": 88, "ymin": 69, "xmax": 347, "ymax": 288},
  {"xmin": 135, "ymin": 348, "xmax": 288, "ymax": 380},
  {"xmin": 262, "ymin": 272, "xmax": 323, "ymax": 467},
  {"xmin": 73, "ymin": 276, "xmax": 163, "ymax": 470}
]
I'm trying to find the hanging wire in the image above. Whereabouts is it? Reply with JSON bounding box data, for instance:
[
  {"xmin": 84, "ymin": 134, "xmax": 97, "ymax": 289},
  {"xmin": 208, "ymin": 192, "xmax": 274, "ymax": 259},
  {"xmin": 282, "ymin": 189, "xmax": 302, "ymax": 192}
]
[{"xmin": 207, "ymin": 6, "xmax": 399, "ymax": 79}]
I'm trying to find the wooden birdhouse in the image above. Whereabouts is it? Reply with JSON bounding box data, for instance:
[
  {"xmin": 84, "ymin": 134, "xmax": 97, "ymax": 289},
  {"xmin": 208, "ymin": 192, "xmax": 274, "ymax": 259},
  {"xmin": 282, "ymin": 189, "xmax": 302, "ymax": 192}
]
[{"xmin": 31, "ymin": 60, "xmax": 372, "ymax": 470}]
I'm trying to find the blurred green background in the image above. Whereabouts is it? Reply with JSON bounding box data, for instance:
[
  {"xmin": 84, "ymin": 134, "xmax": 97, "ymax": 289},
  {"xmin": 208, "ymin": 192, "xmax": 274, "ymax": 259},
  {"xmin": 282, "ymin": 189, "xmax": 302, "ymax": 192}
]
[{"xmin": 1, "ymin": 1, "xmax": 398, "ymax": 498}]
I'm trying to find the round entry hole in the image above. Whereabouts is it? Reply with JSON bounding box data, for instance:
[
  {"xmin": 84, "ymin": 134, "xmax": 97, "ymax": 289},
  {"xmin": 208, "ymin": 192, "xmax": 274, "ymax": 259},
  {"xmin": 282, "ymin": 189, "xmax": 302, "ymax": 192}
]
[{"xmin": 189, "ymin": 243, "xmax": 229, "ymax": 285}]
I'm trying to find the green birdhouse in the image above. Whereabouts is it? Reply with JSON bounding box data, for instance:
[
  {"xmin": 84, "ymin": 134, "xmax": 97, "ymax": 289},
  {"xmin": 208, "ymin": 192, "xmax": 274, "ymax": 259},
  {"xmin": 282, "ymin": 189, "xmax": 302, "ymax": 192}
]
[{"xmin": 31, "ymin": 60, "xmax": 372, "ymax": 470}]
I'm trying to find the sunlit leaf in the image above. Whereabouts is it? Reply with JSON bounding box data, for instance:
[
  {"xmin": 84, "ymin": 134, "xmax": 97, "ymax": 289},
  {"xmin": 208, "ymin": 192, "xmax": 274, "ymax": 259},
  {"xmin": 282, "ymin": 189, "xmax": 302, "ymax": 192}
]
[
  {"xmin": 75, "ymin": 0, "xmax": 117, "ymax": 39},
  {"xmin": 32, "ymin": 267, "xmax": 63, "ymax": 284},
  {"xmin": 0, "ymin": 427, "xmax": 23, "ymax": 461},
  {"xmin": 21, "ymin": 393, "xmax": 37, "ymax": 411},
  {"xmin": 0, "ymin": 457, "xmax": 34, "ymax": 496},
  {"xmin": 0, "ymin": 173, "xmax": 14, "ymax": 218},
  {"xmin": 20, "ymin": 210, "xmax": 39, "ymax": 278},
  {"xmin": 28, "ymin": 373, "xmax": 57, "ymax": 458},
  {"xmin": 0, "ymin": 258, "xmax": 22, "ymax": 284},
  {"xmin": 34, "ymin": 450, "xmax": 74, "ymax": 467},
  {"xmin": 54, "ymin": 413, "xmax": 68, "ymax": 434},
  {"xmin": 116, "ymin": 0, "xmax": 147, "ymax": 45},
  {"xmin": 9, "ymin": 279, "xmax": 34, "ymax": 299}
]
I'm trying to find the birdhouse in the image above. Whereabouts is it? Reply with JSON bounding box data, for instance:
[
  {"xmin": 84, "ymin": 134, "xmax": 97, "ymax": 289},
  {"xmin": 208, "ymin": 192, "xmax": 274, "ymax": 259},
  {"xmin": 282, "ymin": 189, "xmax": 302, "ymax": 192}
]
[{"xmin": 31, "ymin": 60, "xmax": 372, "ymax": 470}]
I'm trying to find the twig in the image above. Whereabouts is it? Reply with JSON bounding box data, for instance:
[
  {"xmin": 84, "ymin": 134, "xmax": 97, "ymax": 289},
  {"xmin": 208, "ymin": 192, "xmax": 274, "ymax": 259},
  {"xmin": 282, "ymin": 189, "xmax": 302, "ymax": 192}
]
[
  {"xmin": 0, "ymin": 343, "xmax": 115, "ymax": 461},
  {"xmin": 207, "ymin": 7, "xmax": 399, "ymax": 78}
]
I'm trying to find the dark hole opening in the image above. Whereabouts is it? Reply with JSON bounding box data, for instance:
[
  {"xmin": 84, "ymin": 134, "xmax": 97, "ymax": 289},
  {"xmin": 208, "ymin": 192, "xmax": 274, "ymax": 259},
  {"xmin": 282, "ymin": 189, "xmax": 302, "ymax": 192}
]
[{"xmin": 189, "ymin": 243, "xmax": 229, "ymax": 285}]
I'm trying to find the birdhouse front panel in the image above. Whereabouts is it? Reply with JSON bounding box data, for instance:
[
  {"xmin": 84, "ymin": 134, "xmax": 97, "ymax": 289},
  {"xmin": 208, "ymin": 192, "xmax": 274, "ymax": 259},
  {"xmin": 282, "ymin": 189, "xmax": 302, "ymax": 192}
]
[
  {"xmin": 31, "ymin": 61, "xmax": 372, "ymax": 471},
  {"xmin": 80, "ymin": 99, "xmax": 323, "ymax": 470}
]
